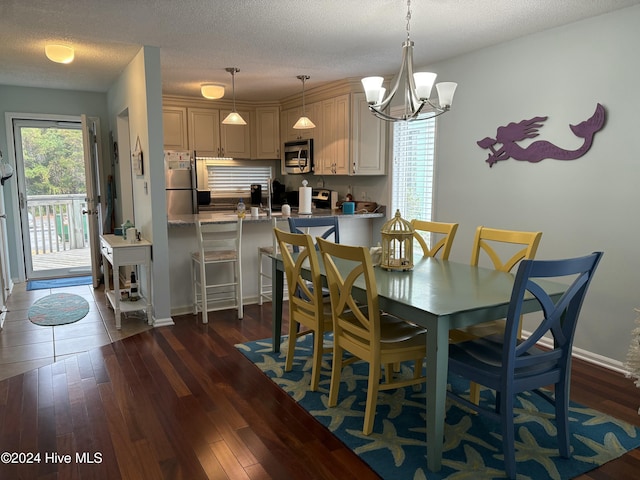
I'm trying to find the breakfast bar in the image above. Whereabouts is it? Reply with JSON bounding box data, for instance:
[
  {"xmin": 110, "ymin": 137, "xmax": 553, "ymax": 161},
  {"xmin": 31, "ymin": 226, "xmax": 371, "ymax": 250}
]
[{"xmin": 167, "ymin": 209, "xmax": 386, "ymax": 315}]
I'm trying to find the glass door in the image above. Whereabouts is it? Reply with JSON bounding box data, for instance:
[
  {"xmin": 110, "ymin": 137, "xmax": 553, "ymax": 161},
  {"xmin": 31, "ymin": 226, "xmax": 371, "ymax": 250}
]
[{"xmin": 13, "ymin": 118, "xmax": 94, "ymax": 280}]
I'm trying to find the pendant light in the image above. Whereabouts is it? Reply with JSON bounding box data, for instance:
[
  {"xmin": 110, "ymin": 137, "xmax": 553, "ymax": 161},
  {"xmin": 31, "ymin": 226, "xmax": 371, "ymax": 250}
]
[
  {"xmin": 293, "ymin": 75, "xmax": 316, "ymax": 129},
  {"xmin": 222, "ymin": 67, "xmax": 247, "ymax": 125}
]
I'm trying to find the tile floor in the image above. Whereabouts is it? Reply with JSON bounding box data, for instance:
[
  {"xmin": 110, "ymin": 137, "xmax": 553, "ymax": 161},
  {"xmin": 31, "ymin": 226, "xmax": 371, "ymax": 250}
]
[{"xmin": 0, "ymin": 282, "xmax": 153, "ymax": 381}]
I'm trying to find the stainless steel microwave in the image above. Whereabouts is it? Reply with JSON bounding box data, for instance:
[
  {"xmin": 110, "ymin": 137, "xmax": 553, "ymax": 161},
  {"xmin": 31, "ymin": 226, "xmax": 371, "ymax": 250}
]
[{"xmin": 283, "ymin": 139, "xmax": 313, "ymax": 174}]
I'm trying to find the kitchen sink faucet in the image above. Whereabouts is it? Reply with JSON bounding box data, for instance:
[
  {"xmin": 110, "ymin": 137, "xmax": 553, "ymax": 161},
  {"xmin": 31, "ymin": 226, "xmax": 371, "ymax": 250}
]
[{"xmin": 260, "ymin": 177, "xmax": 272, "ymax": 217}]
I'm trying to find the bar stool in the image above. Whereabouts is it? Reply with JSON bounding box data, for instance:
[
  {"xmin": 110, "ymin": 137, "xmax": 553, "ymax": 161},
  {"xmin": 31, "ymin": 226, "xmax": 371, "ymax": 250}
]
[{"xmin": 191, "ymin": 218, "xmax": 243, "ymax": 323}]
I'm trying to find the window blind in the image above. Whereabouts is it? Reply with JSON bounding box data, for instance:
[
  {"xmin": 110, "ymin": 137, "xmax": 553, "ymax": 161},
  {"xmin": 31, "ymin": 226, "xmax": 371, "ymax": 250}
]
[
  {"xmin": 390, "ymin": 114, "xmax": 436, "ymax": 222},
  {"xmin": 204, "ymin": 162, "xmax": 272, "ymax": 198}
]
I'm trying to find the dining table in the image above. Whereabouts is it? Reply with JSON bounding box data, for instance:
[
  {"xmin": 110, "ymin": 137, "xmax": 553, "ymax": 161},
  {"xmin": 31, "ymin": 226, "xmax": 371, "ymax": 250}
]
[{"xmin": 270, "ymin": 253, "xmax": 566, "ymax": 473}]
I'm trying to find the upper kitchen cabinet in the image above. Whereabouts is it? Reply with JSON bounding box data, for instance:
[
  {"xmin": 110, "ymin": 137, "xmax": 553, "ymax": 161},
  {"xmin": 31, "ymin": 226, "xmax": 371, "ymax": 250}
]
[
  {"xmin": 253, "ymin": 106, "xmax": 281, "ymax": 159},
  {"xmin": 188, "ymin": 108, "xmax": 221, "ymax": 156},
  {"xmin": 163, "ymin": 107, "xmax": 188, "ymax": 150},
  {"xmin": 350, "ymin": 92, "xmax": 387, "ymax": 175},
  {"xmin": 188, "ymin": 107, "xmax": 251, "ymax": 158},
  {"xmin": 220, "ymin": 109, "xmax": 252, "ymax": 158},
  {"xmin": 315, "ymin": 94, "xmax": 350, "ymax": 175}
]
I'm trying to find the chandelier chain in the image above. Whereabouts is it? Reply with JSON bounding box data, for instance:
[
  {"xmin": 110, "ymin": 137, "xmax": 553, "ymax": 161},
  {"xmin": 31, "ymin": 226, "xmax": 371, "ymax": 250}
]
[{"xmin": 406, "ymin": 0, "xmax": 412, "ymax": 40}]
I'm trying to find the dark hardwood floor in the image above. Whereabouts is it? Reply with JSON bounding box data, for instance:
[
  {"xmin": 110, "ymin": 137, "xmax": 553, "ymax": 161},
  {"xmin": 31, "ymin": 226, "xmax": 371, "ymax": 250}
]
[{"xmin": 0, "ymin": 302, "xmax": 638, "ymax": 479}]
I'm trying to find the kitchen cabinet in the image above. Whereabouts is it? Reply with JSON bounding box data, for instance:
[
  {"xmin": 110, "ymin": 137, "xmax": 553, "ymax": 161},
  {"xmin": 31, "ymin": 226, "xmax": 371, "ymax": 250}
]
[
  {"xmin": 315, "ymin": 94, "xmax": 350, "ymax": 175},
  {"xmin": 220, "ymin": 109, "xmax": 252, "ymax": 158},
  {"xmin": 188, "ymin": 108, "xmax": 220, "ymax": 156},
  {"xmin": 188, "ymin": 107, "xmax": 251, "ymax": 158},
  {"xmin": 253, "ymin": 106, "xmax": 280, "ymax": 159},
  {"xmin": 350, "ymin": 92, "xmax": 387, "ymax": 175},
  {"xmin": 163, "ymin": 107, "xmax": 188, "ymax": 150}
]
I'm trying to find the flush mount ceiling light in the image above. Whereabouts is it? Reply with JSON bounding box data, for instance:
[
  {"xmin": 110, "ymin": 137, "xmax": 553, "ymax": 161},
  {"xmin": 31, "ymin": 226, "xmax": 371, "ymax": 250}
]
[
  {"xmin": 361, "ymin": 0, "xmax": 457, "ymax": 122},
  {"xmin": 221, "ymin": 67, "xmax": 247, "ymax": 125},
  {"xmin": 45, "ymin": 44, "xmax": 75, "ymax": 64},
  {"xmin": 293, "ymin": 75, "xmax": 316, "ymax": 130},
  {"xmin": 200, "ymin": 83, "xmax": 225, "ymax": 100}
]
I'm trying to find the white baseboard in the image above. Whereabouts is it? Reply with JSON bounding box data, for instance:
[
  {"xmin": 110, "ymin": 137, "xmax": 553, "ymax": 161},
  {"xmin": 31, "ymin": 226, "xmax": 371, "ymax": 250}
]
[
  {"xmin": 152, "ymin": 316, "xmax": 175, "ymax": 328},
  {"xmin": 531, "ymin": 333, "xmax": 628, "ymax": 375}
]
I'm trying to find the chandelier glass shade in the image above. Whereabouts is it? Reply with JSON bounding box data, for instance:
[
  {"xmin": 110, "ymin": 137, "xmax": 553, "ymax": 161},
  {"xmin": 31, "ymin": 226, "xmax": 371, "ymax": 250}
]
[
  {"xmin": 293, "ymin": 75, "xmax": 316, "ymax": 129},
  {"xmin": 201, "ymin": 83, "xmax": 225, "ymax": 100},
  {"xmin": 362, "ymin": 0, "xmax": 457, "ymax": 122},
  {"xmin": 45, "ymin": 44, "xmax": 74, "ymax": 64},
  {"xmin": 222, "ymin": 67, "xmax": 247, "ymax": 125}
]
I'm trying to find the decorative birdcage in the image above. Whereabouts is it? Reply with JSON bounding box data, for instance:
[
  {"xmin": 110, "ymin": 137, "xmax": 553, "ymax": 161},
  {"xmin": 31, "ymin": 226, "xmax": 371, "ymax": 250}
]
[{"xmin": 380, "ymin": 209, "xmax": 414, "ymax": 271}]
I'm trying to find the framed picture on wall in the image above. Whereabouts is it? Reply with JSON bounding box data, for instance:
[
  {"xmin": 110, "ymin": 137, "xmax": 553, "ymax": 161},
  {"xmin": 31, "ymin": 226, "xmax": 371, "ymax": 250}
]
[{"xmin": 132, "ymin": 135, "xmax": 143, "ymax": 175}]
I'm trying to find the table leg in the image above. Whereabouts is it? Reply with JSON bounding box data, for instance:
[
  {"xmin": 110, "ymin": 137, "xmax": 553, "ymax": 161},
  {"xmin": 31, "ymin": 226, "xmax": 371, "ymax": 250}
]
[
  {"xmin": 146, "ymin": 264, "xmax": 152, "ymax": 325},
  {"xmin": 425, "ymin": 319, "xmax": 450, "ymax": 472},
  {"xmin": 271, "ymin": 258, "xmax": 284, "ymax": 353},
  {"xmin": 103, "ymin": 260, "xmax": 111, "ymax": 307}
]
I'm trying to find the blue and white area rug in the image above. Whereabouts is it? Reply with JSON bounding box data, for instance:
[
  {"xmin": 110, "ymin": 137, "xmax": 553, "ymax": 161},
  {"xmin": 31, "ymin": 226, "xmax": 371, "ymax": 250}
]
[
  {"xmin": 236, "ymin": 335, "xmax": 640, "ymax": 480},
  {"xmin": 28, "ymin": 293, "xmax": 90, "ymax": 326}
]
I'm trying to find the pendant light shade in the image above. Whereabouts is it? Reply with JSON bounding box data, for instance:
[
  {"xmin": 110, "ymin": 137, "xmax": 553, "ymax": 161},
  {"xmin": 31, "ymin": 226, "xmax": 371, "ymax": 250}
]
[
  {"xmin": 293, "ymin": 75, "xmax": 315, "ymax": 129},
  {"xmin": 45, "ymin": 44, "xmax": 74, "ymax": 64},
  {"xmin": 293, "ymin": 116, "xmax": 315, "ymax": 129},
  {"xmin": 222, "ymin": 67, "xmax": 247, "ymax": 125},
  {"xmin": 222, "ymin": 111, "xmax": 246, "ymax": 125}
]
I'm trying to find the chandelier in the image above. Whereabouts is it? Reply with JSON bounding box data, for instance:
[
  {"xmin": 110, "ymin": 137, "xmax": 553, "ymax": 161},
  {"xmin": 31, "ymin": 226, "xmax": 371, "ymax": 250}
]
[{"xmin": 361, "ymin": 0, "xmax": 457, "ymax": 122}]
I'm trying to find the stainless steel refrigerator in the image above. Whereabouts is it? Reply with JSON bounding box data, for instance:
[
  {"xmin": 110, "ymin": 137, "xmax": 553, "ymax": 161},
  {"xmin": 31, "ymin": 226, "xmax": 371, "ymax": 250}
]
[{"xmin": 165, "ymin": 150, "xmax": 196, "ymax": 215}]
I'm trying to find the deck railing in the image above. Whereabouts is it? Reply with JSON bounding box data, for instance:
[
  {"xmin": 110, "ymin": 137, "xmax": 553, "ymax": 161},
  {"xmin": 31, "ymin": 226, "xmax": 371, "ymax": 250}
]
[{"xmin": 27, "ymin": 194, "xmax": 89, "ymax": 255}]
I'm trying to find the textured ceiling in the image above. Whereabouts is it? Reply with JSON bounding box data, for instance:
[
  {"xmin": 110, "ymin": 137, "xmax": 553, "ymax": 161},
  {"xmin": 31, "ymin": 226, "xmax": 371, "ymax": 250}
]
[{"xmin": 1, "ymin": 0, "xmax": 638, "ymax": 102}]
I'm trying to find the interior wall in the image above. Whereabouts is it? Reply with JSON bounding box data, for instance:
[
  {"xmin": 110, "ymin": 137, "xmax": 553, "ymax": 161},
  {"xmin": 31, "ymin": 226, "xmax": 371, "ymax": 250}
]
[
  {"xmin": 426, "ymin": 5, "xmax": 640, "ymax": 364},
  {"xmin": 106, "ymin": 46, "xmax": 172, "ymax": 326},
  {"xmin": 0, "ymin": 86, "xmax": 109, "ymax": 281}
]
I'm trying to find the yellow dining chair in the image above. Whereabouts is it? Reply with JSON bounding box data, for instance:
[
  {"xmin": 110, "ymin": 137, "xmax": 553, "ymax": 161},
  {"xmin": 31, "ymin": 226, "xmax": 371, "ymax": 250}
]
[
  {"xmin": 274, "ymin": 227, "xmax": 333, "ymax": 392},
  {"xmin": 411, "ymin": 219, "xmax": 459, "ymax": 259},
  {"xmin": 451, "ymin": 225, "xmax": 543, "ymax": 405},
  {"xmin": 317, "ymin": 237, "xmax": 427, "ymax": 435}
]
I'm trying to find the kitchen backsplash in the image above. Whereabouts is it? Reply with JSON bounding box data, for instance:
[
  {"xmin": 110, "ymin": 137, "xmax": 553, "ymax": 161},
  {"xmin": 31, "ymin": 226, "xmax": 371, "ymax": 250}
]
[{"xmin": 282, "ymin": 174, "xmax": 388, "ymax": 205}]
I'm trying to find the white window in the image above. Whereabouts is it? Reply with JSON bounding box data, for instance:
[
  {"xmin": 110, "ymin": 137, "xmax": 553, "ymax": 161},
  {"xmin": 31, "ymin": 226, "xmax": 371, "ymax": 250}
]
[
  {"xmin": 201, "ymin": 160, "xmax": 272, "ymax": 199},
  {"xmin": 390, "ymin": 114, "xmax": 436, "ymax": 222}
]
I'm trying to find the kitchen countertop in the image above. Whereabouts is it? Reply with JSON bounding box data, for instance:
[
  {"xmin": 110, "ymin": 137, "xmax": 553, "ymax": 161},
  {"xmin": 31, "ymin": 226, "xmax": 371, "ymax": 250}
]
[{"xmin": 168, "ymin": 208, "xmax": 385, "ymax": 226}]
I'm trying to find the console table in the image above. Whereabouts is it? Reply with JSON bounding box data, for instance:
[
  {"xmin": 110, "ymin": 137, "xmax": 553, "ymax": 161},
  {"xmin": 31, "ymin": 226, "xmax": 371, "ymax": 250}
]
[{"xmin": 100, "ymin": 234, "xmax": 152, "ymax": 329}]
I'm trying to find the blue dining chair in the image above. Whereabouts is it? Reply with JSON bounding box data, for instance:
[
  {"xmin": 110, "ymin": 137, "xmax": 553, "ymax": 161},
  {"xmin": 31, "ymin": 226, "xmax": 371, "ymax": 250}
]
[
  {"xmin": 287, "ymin": 216, "xmax": 340, "ymax": 302},
  {"xmin": 287, "ymin": 216, "xmax": 339, "ymax": 252},
  {"xmin": 446, "ymin": 251, "xmax": 603, "ymax": 480}
]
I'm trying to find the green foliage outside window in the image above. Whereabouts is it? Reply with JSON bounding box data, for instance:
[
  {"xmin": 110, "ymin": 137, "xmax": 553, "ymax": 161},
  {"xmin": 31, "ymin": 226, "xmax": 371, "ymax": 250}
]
[{"xmin": 21, "ymin": 127, "xmax": 86, "ymax": 195}]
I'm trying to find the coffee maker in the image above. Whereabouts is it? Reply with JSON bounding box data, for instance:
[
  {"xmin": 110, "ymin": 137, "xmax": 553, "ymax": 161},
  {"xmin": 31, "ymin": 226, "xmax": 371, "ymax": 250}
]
[{"xmin": 250, "ymin": 184, "xmax": 262, "ymax": 205}]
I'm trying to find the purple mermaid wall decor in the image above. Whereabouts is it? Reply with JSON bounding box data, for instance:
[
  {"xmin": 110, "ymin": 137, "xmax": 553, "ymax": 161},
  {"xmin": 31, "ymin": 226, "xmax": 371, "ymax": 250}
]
[{"xmin": 477, "ymin": 103, "xmax": 606, "ymax": 167}]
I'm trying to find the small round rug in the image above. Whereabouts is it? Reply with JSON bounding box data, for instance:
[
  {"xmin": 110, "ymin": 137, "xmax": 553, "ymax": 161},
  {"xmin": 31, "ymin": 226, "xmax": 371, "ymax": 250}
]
[{"xmin": 28, "ymin": 293, "xmax": 90, "ymax": 326}]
